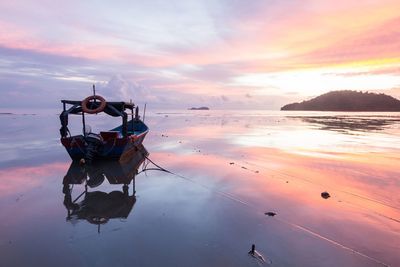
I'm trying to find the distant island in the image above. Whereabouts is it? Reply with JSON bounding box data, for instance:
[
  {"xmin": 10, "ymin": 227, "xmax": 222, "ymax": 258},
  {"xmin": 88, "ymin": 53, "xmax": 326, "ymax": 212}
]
[
  {"xmin": 281, "ymin": 90, "xmax": 400, "ymax": 111},
  {"xmin": 188, "ymin": 107, "xmax": 210, "ymax": 110}
]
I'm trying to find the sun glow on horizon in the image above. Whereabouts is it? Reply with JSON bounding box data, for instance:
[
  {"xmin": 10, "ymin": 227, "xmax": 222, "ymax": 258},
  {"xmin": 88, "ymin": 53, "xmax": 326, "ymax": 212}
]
[{"xmin": 234, "ymin": 68, "xmax": 400, "ymax": 96}]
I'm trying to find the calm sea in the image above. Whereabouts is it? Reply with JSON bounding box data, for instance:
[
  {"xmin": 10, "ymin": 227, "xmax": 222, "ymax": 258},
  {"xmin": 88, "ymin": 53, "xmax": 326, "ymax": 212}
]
[{"xmin": 0, "ymin": 110, "xmax": 399, "ymax": 266}]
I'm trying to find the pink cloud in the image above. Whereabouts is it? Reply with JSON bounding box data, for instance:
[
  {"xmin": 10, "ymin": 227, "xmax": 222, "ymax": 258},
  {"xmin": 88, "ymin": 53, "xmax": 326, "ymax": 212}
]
[
  {"xmin": 2, "ymin": 1, "xmax": 399, "ymax": 70},
  {"xmin": 295, "ymin": 17, "xmax": 400, "ymax": 67}
]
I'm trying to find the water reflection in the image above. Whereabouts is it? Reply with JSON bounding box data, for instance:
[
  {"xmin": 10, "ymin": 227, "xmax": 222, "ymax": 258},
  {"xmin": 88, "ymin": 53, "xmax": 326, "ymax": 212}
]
[
  {"xmin": 2, "ymin": 111, "xmax": 400, "ymax": 266},
  {"xmin": 62, "ymin": 145, "xmax": 148, "ymax": 230},
  {"xmin": 292, "ymin": 116, "xmax": 400, "ymax": 133}
]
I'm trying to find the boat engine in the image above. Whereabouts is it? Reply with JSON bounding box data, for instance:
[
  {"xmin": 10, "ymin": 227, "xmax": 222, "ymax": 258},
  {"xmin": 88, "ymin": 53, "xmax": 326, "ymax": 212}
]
[{"xmin": 84, "ymin": 126, "xmax": 104, "ymax": 164}]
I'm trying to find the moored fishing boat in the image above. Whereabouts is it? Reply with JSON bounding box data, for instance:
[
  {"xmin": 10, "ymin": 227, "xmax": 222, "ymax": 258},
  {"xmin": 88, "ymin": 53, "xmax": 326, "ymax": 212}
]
[{"xmin": 59, "ymin": 87, "xmax": 149, "ymax": 163}]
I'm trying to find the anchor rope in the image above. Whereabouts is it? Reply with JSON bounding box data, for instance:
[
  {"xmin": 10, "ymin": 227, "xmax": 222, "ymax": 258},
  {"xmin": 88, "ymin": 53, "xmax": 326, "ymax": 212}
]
[{"xmin": 138, "ymin": 154, "xmax": 390, "ymax": 267}]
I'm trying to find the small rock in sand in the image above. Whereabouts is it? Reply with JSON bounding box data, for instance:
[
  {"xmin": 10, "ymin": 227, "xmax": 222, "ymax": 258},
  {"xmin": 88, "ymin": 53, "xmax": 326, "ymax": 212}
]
[{"xmin": 321, "ymin": 191, "xmax": 331, "ymax": 199}]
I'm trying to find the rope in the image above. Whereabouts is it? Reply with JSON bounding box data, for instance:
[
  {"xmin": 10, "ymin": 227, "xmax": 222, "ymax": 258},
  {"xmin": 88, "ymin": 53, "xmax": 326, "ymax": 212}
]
[{"xmin": 138, "ymin": 154, "xmax": 389, "ymax": 267}]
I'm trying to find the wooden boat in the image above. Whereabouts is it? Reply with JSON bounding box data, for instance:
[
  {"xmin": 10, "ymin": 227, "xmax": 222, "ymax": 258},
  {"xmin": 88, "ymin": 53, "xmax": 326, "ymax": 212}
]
[{"xmin": 59, "ymin": 89, "xmax": 149, "ymax": 163}]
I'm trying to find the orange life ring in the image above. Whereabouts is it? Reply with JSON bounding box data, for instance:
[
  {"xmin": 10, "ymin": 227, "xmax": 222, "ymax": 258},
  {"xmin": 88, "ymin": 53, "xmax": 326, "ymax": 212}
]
[{"xmin": 82, "ymin": 95, "xmax": 107, "ymax": 114}]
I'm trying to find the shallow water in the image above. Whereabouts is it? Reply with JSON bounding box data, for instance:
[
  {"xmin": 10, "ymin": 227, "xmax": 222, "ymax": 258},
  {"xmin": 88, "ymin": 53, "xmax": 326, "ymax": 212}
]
[{"xmin": 0, "ymin": 110, "xmax": 399, "ymax": 266}]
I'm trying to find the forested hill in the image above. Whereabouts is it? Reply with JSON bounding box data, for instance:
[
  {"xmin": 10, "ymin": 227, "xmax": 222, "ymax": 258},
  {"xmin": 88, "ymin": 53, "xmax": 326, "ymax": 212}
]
[{"xmin": 281, "ymin": 91, "xmax": 400, "ymax": 111}]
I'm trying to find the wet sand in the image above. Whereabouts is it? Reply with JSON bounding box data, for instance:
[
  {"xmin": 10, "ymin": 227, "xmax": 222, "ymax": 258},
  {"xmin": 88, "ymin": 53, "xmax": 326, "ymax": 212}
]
[{"xmin": 0, "ymin": 110, "xmax": 399, "ymax": 266}]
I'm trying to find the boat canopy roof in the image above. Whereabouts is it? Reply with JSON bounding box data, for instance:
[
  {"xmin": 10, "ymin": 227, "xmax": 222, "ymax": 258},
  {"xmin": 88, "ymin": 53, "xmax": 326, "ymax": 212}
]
[
  {"xmin": 61, "ymin": 99, "xmax": 135, "ymax": 117},
  {"xmin": 60, "ymin": 98, "xmax": 139, "ymax": 138}
]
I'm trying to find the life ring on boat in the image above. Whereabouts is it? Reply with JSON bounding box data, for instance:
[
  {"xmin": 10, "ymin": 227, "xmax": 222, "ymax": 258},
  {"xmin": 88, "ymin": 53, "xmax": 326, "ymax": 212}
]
[{"xmin": 81, "ymin": 95, "xmax": 107, "ymax": 114}]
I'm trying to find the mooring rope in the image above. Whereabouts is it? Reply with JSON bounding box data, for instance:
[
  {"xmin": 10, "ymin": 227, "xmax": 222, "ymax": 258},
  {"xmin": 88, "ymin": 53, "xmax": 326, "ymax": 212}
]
[{"xmin": 138, "ymin": 154, "xmax": 390, "ymax": 267}]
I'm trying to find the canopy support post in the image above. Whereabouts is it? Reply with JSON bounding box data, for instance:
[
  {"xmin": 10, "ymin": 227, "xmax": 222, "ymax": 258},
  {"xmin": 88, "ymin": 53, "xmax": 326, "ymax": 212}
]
[
  {"xmin": 82, "ymin": 112, "xmax": 86, "ymax": 136},
  {"xmin": 143, "ymin": 103, "xmax": 147, "ymax": 122}
]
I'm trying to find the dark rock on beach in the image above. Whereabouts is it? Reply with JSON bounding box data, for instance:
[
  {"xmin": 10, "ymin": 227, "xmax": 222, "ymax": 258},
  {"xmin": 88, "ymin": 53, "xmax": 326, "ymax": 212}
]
[{"xmin": 321, "ymin": 191, "xmax": 331, "ymax": 199}]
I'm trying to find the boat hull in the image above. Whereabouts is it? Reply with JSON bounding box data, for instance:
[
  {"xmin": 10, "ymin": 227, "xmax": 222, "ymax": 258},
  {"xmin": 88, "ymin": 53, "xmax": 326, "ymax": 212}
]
[{"xmin": 61, "ymin": 131, "xmax": 148, "ymax": 161}]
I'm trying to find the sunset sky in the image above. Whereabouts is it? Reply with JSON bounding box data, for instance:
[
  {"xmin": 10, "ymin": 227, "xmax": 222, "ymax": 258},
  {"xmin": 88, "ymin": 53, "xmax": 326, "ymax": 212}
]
[{"xmin": 1, "ymin": 0, "xmax": 400, "ymax": 109}]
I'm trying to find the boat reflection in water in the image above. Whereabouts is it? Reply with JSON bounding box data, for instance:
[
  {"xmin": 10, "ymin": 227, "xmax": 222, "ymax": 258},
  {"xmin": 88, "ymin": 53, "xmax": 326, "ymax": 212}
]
[{"xmin": 62, "ymin": 144, "xmax": 148, "ymax": 230}]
